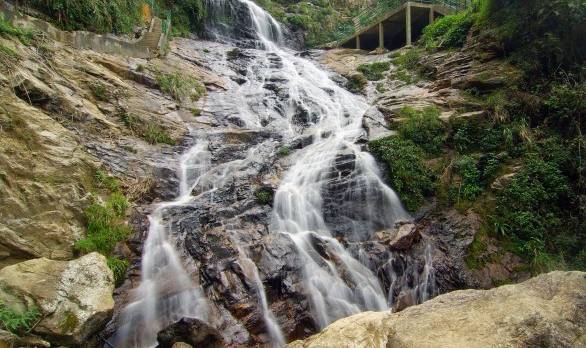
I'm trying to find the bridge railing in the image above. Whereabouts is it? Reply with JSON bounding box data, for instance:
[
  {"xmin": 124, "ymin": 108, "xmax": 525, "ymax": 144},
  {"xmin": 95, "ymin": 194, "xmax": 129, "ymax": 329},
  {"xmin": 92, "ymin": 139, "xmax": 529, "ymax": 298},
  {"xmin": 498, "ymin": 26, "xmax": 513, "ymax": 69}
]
[{"xmin": 330, "ymin": 0, "xmax": 469, "ymax": 44}]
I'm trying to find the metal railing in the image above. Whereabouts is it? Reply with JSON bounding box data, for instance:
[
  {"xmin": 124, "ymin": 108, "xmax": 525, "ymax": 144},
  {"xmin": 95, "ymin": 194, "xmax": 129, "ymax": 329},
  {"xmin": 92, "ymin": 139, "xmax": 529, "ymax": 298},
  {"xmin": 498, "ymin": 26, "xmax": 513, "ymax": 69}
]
[{"xmin": 331, "ymin": 0, "xmax": 469, "ymax": 44}]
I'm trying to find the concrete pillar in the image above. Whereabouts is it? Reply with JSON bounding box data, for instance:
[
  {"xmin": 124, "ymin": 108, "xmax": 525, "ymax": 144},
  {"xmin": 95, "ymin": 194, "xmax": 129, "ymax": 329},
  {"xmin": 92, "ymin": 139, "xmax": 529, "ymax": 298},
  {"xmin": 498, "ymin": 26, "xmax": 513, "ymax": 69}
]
[
  {"xmin": 406, "ymin": 3, "xmax": 412, "ymax": 46},
  {"xmin": 356, "ymin": 35, "xmax": 361, "ymax": 50},
  {"xmin": 429, "ymin": 7, "xmax": 435, "ymax": 24},
  {"xmin": 378, "ymin": 22, "xmax": 384, "ymax": 49}
]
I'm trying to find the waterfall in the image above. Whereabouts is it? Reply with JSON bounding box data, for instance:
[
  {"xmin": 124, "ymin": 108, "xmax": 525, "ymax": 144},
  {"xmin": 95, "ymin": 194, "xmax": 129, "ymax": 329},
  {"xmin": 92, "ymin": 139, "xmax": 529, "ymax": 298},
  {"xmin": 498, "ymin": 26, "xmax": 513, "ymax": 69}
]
[
  {"xmin": 114, "ymin": 143, "xmax": 212, "ymax": 347},
  {"xmin": 114, "ymin": 1, "xmax": 417, "ymax": 346}
]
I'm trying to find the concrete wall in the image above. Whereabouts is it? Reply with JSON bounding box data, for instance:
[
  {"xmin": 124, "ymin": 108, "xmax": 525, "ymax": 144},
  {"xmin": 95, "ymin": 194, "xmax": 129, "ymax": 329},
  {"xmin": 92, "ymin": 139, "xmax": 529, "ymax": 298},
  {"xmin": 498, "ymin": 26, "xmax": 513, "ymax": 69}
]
[{"xmin": 0, "ymin": 0, "xmax": 168, "ymax": 59}]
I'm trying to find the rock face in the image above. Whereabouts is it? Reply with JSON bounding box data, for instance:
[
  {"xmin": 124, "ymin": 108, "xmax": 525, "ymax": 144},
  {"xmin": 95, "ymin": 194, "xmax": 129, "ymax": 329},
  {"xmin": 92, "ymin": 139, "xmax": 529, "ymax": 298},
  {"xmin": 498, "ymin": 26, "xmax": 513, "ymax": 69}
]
[
  {"xmin": 157, "ymin": 318, "xmax": 225, "ymax": 348},
  {"xmin": 289, "ymin": 271, "xmax": 586, "ymax": 348},
  {"xmin": 0, "ymin": 253, "xmax": 115, "ymax": 345}
]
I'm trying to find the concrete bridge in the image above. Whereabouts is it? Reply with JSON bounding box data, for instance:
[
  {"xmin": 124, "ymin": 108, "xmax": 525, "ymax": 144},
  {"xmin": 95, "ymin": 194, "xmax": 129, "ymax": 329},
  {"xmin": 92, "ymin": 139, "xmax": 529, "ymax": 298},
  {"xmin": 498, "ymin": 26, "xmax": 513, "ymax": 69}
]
[{"xmin": 332, "ymin": 0, "xmax": 469, "ymax": 51}]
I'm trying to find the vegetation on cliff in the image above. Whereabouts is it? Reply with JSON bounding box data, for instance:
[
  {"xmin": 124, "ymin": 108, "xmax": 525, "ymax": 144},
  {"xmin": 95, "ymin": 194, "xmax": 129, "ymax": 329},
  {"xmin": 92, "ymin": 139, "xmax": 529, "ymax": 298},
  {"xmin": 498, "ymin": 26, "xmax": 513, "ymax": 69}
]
[
  {"xmin": 17, "ymin": 0, "xmax": 205, "ymax": 36},
  {"xmin": 369, "ymin": 0, "xmax": 585, "ymax": 273}
]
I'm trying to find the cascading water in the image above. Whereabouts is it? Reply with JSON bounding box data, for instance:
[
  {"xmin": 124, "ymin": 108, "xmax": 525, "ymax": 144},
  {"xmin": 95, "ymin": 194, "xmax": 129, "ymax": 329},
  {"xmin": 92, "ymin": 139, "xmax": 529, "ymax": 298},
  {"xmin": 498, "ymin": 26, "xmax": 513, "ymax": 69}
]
[{"xmin": 113, "ymin": 0, "xmax": 435, "ymax": 346}]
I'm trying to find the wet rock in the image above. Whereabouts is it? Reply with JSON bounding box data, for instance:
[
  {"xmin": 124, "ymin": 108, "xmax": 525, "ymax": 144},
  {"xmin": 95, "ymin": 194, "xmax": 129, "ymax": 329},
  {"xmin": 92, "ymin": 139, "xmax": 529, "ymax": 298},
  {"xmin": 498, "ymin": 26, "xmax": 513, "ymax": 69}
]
[
  {"xmin": 0, "ymin": 253, "xmax": 114, "ymax": 346},
  {"xmin": 388, "ymin": 223, "xmax": 419, "ymax": 251},
  {"xmin": 0, "ymin": 330, "xmax": 51, "ymax": 348},
  {"xmin": 362, "ymin": 106, "xmax": 393, "ymax": 141},
  {"xmin": 156, "ymin": 318, "xmax": 225, "ymax": 348},
  {"xmin": 289, "ymin": 271, "xmax": 586, "ymax": 348}
]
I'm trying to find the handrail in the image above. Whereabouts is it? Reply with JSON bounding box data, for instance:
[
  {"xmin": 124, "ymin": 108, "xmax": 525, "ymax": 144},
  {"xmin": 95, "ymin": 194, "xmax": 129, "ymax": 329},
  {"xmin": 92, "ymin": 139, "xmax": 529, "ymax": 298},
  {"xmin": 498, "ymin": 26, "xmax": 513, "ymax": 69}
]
[{"xmin": 330, "ymin": 0, "xmax": 469, "ymax": 44}]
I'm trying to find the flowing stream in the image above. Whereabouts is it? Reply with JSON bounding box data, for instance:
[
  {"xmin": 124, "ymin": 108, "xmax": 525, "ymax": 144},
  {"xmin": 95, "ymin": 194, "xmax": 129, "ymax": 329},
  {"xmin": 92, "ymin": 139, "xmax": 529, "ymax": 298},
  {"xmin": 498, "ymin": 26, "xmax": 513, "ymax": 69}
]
[{"xmin": 113, "ymin": 1, "xmax": 431, "ymax": 346}]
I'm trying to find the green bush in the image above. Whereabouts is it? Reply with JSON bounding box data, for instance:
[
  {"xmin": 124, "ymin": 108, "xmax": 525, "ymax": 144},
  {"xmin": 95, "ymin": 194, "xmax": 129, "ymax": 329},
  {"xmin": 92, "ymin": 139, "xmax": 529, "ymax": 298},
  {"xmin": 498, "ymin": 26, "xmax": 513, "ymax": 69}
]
[
  {"xmin": 20, "ymin": 0, "xmax": 142, "ymax": 33},
  {"xmin": 392, "ymin": 49, "xmax": 422, "ymax": 71},
  {"xmin": 357, "ymin": 61, "xmax": 391, "ymax": 81},
  {"xmin": 95, "ymin": 170, "xmax": 120, "ymax": 192},
  {"xmin": 277, "ymin": 146, "xmax": 291, "ymax": 157},
  {"xmin": 543, "ymin": 81, "xmax": 586, "ymax": 138},
  {"xmin": 0, "ymin": 14, "xmax": 36, "ymax": 44},
  {"xmin": 156, "ymin": 72, "xmax": 206, "ymax": 102},
  {"xmin": 420, "ymin": 10, "xmax": 474, "ymax": 49},
  {"xmin": 144, "ymin": 123, "xmax": 176, "ymax": 145},
  {"xmin": 396, "ymin": 107, "xmax": 446, "ymax": 155},
  {"xmin": 255, "ymin": 188, "xmax": 273, "ymax": 205},
  {"xmin": 107, "ymin": 256, "xmax": 129, "ymax": 286},
  {"xmin": 369, "ymin": 136, "xmax": 434, "ymax": 212},
  {"xmin": 0, "ymin": 301, "xmax": 40, "ymax": 334},
  {"xmin": 346, "ymin": 74, "xmax": 368, "ymax": 94},
  {"xmin": 495, "ymin": 154, "xmax": 580, "ymax": 271},
  {"xmin": 451, "ymin": 155, "xmax": 484, "ymax": 201}
]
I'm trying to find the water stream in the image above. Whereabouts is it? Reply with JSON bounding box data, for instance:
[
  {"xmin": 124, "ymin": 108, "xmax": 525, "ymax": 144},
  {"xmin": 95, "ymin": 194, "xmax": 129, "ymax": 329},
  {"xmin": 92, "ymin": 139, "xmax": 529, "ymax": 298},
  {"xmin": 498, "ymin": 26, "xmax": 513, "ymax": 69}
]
[{"xmin": 113, "ymin": 1, "xmax": 433, "ymax": 346}]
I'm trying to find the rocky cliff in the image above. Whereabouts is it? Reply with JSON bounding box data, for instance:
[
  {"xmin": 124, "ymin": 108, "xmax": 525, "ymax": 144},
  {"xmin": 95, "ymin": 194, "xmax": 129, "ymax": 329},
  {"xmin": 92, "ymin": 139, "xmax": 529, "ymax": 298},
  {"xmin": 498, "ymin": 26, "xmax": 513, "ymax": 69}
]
[{"xmin": 289, "ymin": 271, "xmax": 586, "ymax": 348}]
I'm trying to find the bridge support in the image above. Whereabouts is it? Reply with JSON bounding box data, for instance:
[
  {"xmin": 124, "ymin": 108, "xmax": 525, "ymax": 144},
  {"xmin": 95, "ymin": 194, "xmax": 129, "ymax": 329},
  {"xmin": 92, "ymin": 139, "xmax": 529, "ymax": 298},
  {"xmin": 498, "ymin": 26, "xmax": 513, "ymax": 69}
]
[
  {"xmin": 378, "ymin": 22, "xmax": 384, "ymax": 49},
  {"xmin": 356, "ymin": 34, "xmax": 361, "ymax": 50},
  {"xmin": 429, "ymin": 7, "xmax": 435, "ymax": 24},
  {"xmin": 406, "ymin": 2, "xmax": 412, "ymax": 46}
]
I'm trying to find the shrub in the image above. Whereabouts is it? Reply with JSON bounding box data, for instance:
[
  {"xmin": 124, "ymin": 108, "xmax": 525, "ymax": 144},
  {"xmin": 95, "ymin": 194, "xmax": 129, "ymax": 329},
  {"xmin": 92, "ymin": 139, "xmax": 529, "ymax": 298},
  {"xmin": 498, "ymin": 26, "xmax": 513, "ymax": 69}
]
[
  {"xmin": 95, "ymin": 170, "xmax": 119, "ymax": 192},
  {"xmin": 107, "ymin": 256, "xmax": 129, "ymax": 286},
  {"xmin": 392, "ymin": 49, "xmax": 422, "ymax": 72},
  {"xmin": 543, "ymin": 81, "xmax": 586, "ymax": 138},
  {"xmin": 0, "ymin": 14, "xmax": 36, "ymax": 44},
  {"xmin": 357, "ymin": 61, "xmax": 391, "ymax": 81},
  {"xmin": 396, "ymin": 106, "xmax": 446, "ymax": 155},
  {"xmin": 420, "ymin": 10, "xmax": 474, "ymax": 49},
  {"xmin": 89, "ymin": 83, "xmax": 111, "ymax": 102},
  {"xmin": 451, "ymin": 155, "xmax": 484, "ymax": 201},
  {"xmin": 144, "ymin": 123, "xmax": 176, "ymax": 145},
  {"xmin": 0, "ymin": 301, "xmax": 40, "ymax": 334},
  {"xmin": 156, "ymin": 72, "xmax": 206, "ymax": 101},
  {"xmin": 369, "ymin": 136, "xmax": 434, "ymax": 212},
  {"xmin": 255, "ymin": 188, "xmax": 273, "ymax": 205},
  {"xmin": 346, "ymin": 74, "xmax": 367, "ymax": 94},
  {"xmin": 277, "ymin": 146, "xmax": 291, "ymax": 157}
]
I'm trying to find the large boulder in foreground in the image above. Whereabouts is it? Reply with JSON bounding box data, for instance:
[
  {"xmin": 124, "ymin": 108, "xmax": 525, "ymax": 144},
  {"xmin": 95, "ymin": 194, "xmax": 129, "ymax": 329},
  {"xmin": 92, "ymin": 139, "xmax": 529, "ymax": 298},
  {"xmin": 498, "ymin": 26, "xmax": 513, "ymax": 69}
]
[
  {"xmin": 0, "ymin": 253, "xmax": 115, "ymax": 345},
  {"xmin": 157, "ymin": 317, "xmax": 225, "ymax": 348},
  {"xmin": 289, "ymin": 271, "xmax": 586, "ymax": 348}
]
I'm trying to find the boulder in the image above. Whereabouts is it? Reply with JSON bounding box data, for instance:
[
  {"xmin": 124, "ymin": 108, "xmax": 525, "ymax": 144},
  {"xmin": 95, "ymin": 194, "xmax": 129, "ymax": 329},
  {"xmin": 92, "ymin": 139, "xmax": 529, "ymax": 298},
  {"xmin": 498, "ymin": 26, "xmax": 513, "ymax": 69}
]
[
  {"xmin": 288, "ymin": 271, "xmax": 586, "ymax": 348},
  {"xmin": 157, "ymin": 318, "xmax": 225, "ymax": 348},
  {"xmin": 0, "ymin": 253, "xmax": 115, "ymax": 346},
  {"xmin": 388, "ymin": 223, "xmax": 418, "ymax": 251}
]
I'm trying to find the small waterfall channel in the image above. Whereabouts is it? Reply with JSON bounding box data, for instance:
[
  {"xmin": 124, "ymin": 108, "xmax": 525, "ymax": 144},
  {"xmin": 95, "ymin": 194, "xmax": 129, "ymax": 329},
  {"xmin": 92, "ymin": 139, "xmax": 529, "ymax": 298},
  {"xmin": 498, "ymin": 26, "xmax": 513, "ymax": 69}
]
[{"xmin": 113, "ymin": 1, "xmax": 436, "ymax": 346}]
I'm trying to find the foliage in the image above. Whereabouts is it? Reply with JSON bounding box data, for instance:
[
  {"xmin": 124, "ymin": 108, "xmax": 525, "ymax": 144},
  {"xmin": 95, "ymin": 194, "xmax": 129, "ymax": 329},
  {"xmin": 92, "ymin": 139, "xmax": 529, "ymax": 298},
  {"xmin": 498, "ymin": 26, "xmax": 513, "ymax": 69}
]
[
  {"xmin": 144, "ymin": 123, "xmax": 176, "ymax": 145},
  {"xmin": 495, "ymin": 153, "xmax": 582, "ymax": 271},
  {"xmin": 277, "ymin": 146, "xmax": 291, "ymax": 157},
  {"xmin": 346, "ymin": 74, "xmax": 368, "ymax": 94},
  {"xmin": 369, "ymin": 136, "xmax": 434, "ymax": 212},
  {"xmin": 77, "ymin": 171, "xmax": 133, "ymax": 282},
  {"xmin": 357, "ymin": 61, "xmax": 391, "ymax": 81},
  {"xmin": 451, "ymin": 155, "xmax": 484, "ymax": 202},
  {"xmin": 151, "ymin": 0, "xmax": 205, "ymax": 37},
  {"xmin": 543, "ymin": 80, "xmax": 586, "ymax": 138},
  {"xmin": 392, "ymin": 49, "xmax": 422, "ymax": 72},
  {"xmin": 420, "ymin": 10, "xmax": 474, "ymax": 49},
  {"xmin": 0, "ymin": 14, "xmax": 36, "ymax": 44},
  {"xmin": 95, "ymin": 170, "xmax": 120, "ymax": 192},
  {"xmin": 0, "ymin": 300, "xmax": 40, "ymax": 334},
  {"xmin": 20, "ymin": 0, "xmax": 143, "ymax": 34},
  {"xmin": 107, "ymin": 257, "xmax": 129, "ymax": 286},
  {"xmin": 89, "ymin": 83, "xmax": 112, "ymax": 102},
  {"xmin": 476, "ymin": 0, "xmax": 586, "ymax": 77},
  {"xmin": 255, "ymin": 188, "xmax": 273, "ymax": 205},
  {"xmin": 396, "ymin": 107, "xmax": 446, "ymax": 155},
  {"xmin": 156, "ymin": 72, "xmax": 206, "ymax": 102}
]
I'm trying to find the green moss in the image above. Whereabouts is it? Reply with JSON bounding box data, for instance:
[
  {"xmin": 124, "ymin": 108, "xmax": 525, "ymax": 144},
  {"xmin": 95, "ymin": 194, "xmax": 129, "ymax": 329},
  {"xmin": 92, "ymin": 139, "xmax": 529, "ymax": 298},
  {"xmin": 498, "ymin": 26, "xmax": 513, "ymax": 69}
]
[
  {"xmin": 60, "ymin": 311, "xmax": 78, "ymax": 333},
  {"xmin": 357, "ymin": 61, "xmax": 391, "ymax": 81},
  {"xmin": 465, "ymin": 228, "xmax": 489, "ymax": 270},
  {"xmin": 0, "ymin": 14, "xmax": 37, "ymax": 44},
  {"xmin": 0, "ymin": 300, "xmax": 40, "ymax": 334},
  {"xmin": 392, "ymin": 49, "xmax": 422, "ymax": 72},
  {"xmin": 191, "ymin": 108, "xmax": 202, "ymax": 116},
  {"xmin": 277, "ymin": 146, "xmax": 291, "ymax": 157},
  {"xmin": 255, "ymin": 188, "xmax": 273, "ymax": 205}
]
